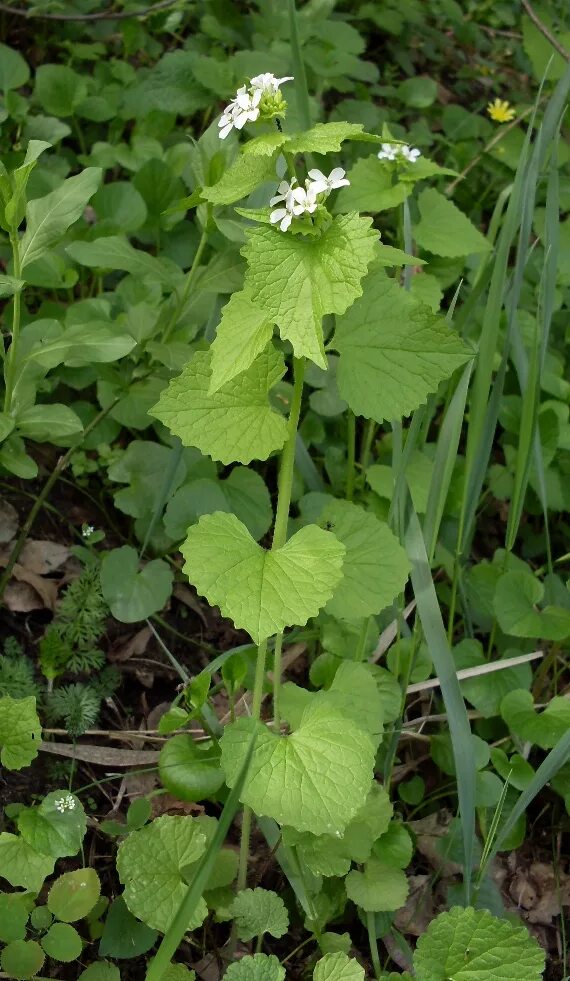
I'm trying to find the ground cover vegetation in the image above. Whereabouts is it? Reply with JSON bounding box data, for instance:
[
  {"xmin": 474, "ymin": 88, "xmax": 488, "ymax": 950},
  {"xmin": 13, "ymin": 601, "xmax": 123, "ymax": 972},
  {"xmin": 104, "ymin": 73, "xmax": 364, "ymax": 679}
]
[{"xmin": 0, "ymin": 0, "xmax": 568, "ymax": 979}]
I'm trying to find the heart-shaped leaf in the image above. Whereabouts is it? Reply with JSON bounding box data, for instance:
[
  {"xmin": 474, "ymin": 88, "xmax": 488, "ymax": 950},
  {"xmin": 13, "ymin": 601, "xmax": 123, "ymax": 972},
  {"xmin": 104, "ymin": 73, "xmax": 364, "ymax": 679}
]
[
  {"xmin": 100, "ymin": 545, "xmax": 173, "ymax": 623},
  {"xmin": 494, "ymin": 570, "xmax": 570, "ymax": 640},
  {"xmin": 501, "ymin": 690, "xmax": 570, "ymax": 749}
]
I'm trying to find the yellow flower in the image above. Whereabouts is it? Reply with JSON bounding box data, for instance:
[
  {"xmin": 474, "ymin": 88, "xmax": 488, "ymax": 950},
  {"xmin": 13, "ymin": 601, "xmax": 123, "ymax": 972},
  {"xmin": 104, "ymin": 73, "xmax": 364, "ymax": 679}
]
[{"xmin": 487, "ymin": 98, "xmax": 516, "ymax": 123}]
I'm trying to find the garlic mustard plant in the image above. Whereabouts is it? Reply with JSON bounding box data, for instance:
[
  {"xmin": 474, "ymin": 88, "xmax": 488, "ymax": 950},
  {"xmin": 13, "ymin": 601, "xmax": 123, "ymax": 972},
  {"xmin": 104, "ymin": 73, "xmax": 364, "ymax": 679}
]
[
  {"xmin": 218, "ymin": 73, "xmax": 293, "ymax": 139},
  {"xmin": 378, "ymin": 141, "xmax": 421, "ymax": 163}
]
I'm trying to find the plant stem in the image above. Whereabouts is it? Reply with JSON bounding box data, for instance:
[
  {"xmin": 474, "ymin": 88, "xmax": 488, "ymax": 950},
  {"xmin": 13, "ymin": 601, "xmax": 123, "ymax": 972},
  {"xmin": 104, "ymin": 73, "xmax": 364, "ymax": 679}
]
[
  {"xmin": 272, "ymin": 633, "xmax": 284, "ymax": 732},
  {"xmin": 235, "ymin": 636, "xmax": 268, "ymax": 896},
  {"xmin": 160, "ymin": 225, "xmax": 209, "ymax": 347},
  {"xmin": 287, "ymin": 0, "xmax": 312, "ymax": 131},
  {"xmin": 366, "ymin": 910, "xmax": 381, "ymax": 980},
  {"xmin": 272, "ymin": 358, "xmax": 305, "ymax": 550},
  {"xmin": 360, "ymin": 418, "xmax": 376, "ymax": 477},
  {"xmin": 346, "ymin": 410, "xmax": 356, "ymax": 501},
  {"xmin": 3, "ymin": 228, "xmax": 23, "ymax": 415}
]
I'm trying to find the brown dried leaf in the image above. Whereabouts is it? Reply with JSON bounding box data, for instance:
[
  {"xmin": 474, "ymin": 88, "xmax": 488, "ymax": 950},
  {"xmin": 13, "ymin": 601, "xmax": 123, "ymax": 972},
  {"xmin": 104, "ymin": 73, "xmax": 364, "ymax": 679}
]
[
  {"xmin": 394, "ymin": 874, "xmax": 434, "ymax": 936},
  {"xmin": 4, "ymin": 561, "xmax": 59, "ymax": 611},
  {"xmin": 0, "ymin": 500, "xmax": 19, "ymax": 543},
  {"xmin": 39, "ymin": 741, "xmax": 160, "ymax": 766},
  {"xmin": 4, "ymin": 580, "xmax": 45, "ymax": 613},
  {"xmin": 109, "ymin": 626, "xmax": 152, "ymax": 662},
  {"xmin": 19, "ymin": 539, "xmax": 70, "ymax": 575},
  {"xmin": 151, "ymin": 794, "xmax": 205, "ymax": 819},
  {"xmin": 173, "ymin": 583, "xmax": 208, "ymax": 626}
]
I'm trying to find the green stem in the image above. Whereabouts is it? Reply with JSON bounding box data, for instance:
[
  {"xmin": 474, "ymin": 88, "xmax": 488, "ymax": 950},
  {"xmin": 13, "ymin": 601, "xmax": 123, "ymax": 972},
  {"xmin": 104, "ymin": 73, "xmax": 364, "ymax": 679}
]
[
  {"xmin": 366, "ymin": 910, "xmax": 381, "ymax": 980},
  {"xmin": 287, "ymin": 0, "xmax": 312, "ymax": 131},
  {"xmin": 3, "ymin": 228, "xmax": 23, "ymax": 415},
  {"xmin": 236, "ymin": 637, "xmax": 268, "ymax": 895},
  {"xmin": 353, "ymin": 617, "xmax": 369, "ymax": 662},
  {"xmin": 359, "ymin": 418, "xmax": 376, "ymax": 478},
  {"xmin": 346, "ymin": 410, "xmax": 356, "ymax": 501},
  {"xmin": 272, "ymin": 358, "xmax": 305, "ymax": 550},
  {"xmin": 160, "ymin": 225, "xmax": 209, "ymax": 347},
  {"xmin": 272, "ymin": 633, "xmax": 284, "ymax": 732}
]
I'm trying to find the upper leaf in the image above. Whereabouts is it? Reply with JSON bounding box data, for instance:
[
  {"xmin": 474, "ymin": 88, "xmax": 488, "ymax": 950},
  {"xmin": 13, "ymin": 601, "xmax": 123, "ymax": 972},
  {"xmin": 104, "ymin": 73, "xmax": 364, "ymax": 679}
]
[
  {"xmin": 242, "ymin": 215, "xmax": 378, "ymax": 368},
  {"xmin": 286, "ymin": 122, "xmax": 382, "ymax": 155},
  {"xmin": 0, "ymin": 695, "xmax": 41, "ymax": 770},
  {"xmin": 20, "ymin": 168, "xmax": 102, "ymax": 270},
  {"xmin": 150, "ymin": 348, "xmax": 288, "ymax": 466},
  {"xmin": 313, "ymin": 953, "xmax": 365, "ymax": 981},
  {"xmin": 181, "ymin": 512, "xmax": 345, "ymax": 644},
  {"xmin": 203, "ymin": 154, "xmax": 277, "ymax": 206},
  {"xmin": 345, "ymin": 856, "xmax": 408, "ymax": 912},
  {"xmin": 414, "ymin": 188, "xmax": 491, "ymax": 257},
  {"xmin": 223, "ymin": 954, "xmax": 285, "ymax": 981},
  {"xmin": 335, "ymin": 157, "xmax": 410, "ymax": 214},
  {"xmin": 334, "ymin": 269, "xmax": 470, "ymax": 421},
  {"xmin": 209, "ymin": 289, "xmax": 274, "ymax": 393},
  {"xmin": 229, "ymin": 888, "xmax": 289, "ymax": 941},
  {"xmin": 413, "ymin": 906, "xmax": 545, "ymax": 980}
]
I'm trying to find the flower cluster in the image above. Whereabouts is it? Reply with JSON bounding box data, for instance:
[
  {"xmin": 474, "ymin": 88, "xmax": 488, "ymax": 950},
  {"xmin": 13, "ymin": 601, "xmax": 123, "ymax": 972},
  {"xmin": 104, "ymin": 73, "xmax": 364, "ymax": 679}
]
[
  {"xmin": 269, "ymin": 167, "xmax": 349, "ymax": 232},
  {"xmin": 377, "ymin": 142, "xmax": 421, "ymax": 164},
  {"xmin": 218, "ymin": 73, "xmax": 293, "ymax": 140},
  {"xmin": 82, "ymin": 524, "xmax": 95, "ymax": 539},
  {"xmin": 54, "ymin": 793, "xmax": 76, "ymax": 813}
]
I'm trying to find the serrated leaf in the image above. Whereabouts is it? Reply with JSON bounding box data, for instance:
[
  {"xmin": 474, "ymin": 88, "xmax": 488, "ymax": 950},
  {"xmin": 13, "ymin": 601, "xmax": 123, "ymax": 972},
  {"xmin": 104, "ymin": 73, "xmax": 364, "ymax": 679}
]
[
  {"xmin": 116, "ymin": 815, "xmax": 208, "ymax": 933},
  {"xmin": 242, "ymin": 215, "xmax": 378, "ymax": 368},
  {"xmin": 501, "ymin": 690, "xmax": 570, "ymax": 750},
  {"xmin": 41, "ymin": 923, "xmax": 82, "ymax": 962},
  {"xmin": 47, "ymin": 869, "xmax": 100, "ymax": 922},
  {"xmin": 78, "ymin": 962, "xmax": 120, "ymax": 981},
  {"xmin": 0, "ymin": 893, "xmax": 30, "ymax": 943},
  {"xmin": 209, "ymin": 290, "xmax": 274, "ymax": 393},
  {"xmin": 17, "ymin": 790, "xmax": 87, "ymax": 859},
  {"xmin": 334, "ymin": 270, "xmax": 470, "ymax": 422},
  {"xmin": 0, "ymin": 696, "xmax": 41, "ymax": 770},
  {"xmin": 319, "ymin": 500, "xmax": 410, "ymax": 619},
  {"xmin": 286, "ymin": 122, "xmax": 382, "ymax": 155},
  {"xmin": 20, "ymin": 168, "xmax": 102, "ymax": 270},
  {"xmin": 0, "ymin": 940, "xmax": 44, "ymax": 980},
  {"xmin": 202, "ymin": 153, "xmax": 276, "ymax": 206},
  {"xmin": 242, "ymin": 132, "xmax": 288, "ymax": 156},
  {"xmin": 413, "ymin": 906, "xmax": 545, "ymax": 980},
  {"xmin": 230, "ymin": 888, "xmax": 289, "ymax": 941},
  {"xmin": 181, "ymin": 512, "xmax": 345, "ymax": 644},
  {"xmin": 223, "ymin": 954, "xmax": 285, "ymax": 981},
  {"xmin": 494, "ymin": 570, "xmax": 570, "ymax": 640},
  {"xmin": 0, "ymin": 834, "xmax": 54, "ymax": 892},
  {"xmin": 345, "ymin": 856, "xmax": 408, "ymax": 912},
  {"xmin": 220, "ymin": 700, "xmax": 375, "ymax": 836},
  {"xmin": 151, "ymin": 348, "xmax": 288, "ymax": 466},
  {"xmin": 313, "ymin": 953, "xmax": 365, "ymax": 981},
  {"xmin": 414, "ymin": 188, "xmax": 491, "ymax": 257}
]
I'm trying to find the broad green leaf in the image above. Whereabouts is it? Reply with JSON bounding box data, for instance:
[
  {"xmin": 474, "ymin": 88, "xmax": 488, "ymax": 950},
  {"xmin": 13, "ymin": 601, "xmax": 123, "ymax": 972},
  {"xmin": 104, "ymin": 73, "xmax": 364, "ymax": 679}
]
[
  {"xmin": 0, "ymin": 893, "xmax": 30, "ymax": 943},
  {"xmin": 494, "ymin": 570, "xmax": 570, "ymax": 640},
  {"xmin": 0, "ymin": 43, "xmax": 30, "ymax": 91},
  {"xmin": 490, "ymin": 748, "xmax": 535, "ymax": 792},
  {"xmin": 79, "ymin": 962, "xmax": 120, "ymax": 981},
  {"xmin": 343, "ymin": 783, "xmax": 393, "ymax": 863},
  {"xmin": 0, "ymin": 275, "xmax": 25, "ymax": 298},
  {"xmin": 283, "ymin": 663, "xmax": 384, "ymax": 740},
  {"xmin": 414, "ymin": 188, "xmax": 491, "ymax": 257},
  {"xmin": 202, "ymin": 153, "xmax": 276, "ymax": 206},
  {"xmin": 0, "ymin": 940, "xmax": 44, "ymax": 980},
  {"xmin": 35, "ymin": 64, "xmax": 87, "ymax": 116},
  {"xmin": 209, "ymin": 289, "xmax": 274, "ymax": 393},
  {"xmin": 319, "ymin": 500, "xmax": 410, "ymax": 619},
  {"xmin": 223, "ymin": 954, "xmax": 285, "ymax": 981},
  {"xmin": 151, "ymin": 348, "xmax": 288, "ymax": 466},
  {"xmin": 0, "ymin": 834, "xmax": 54, "ymax": 892},
  {"xmin": 345, "ymin": 856, "xmax": 408, "ymax": 912},
  {"xmin": 242, "ymin": 132, "xmax": 288, "ymax": 156},
  {"xmin": 41, "ymin": 922, "xmax": 82, "ymax": 962},
  {"xmin": 100, "ymin": 545, "xmax": 173, "ymax": 623},
  {"xmin": 282, "ymin": 826, "xmax": 352, "ymax": 878},
  {"xmin": 334, "ymin": 270, "xmax": 470, "ymax": 422},
  {"xmin": 48, "ymin": 869, "xmax": 100, "ymax": 922},
  {"xmin": 313, "ymin": 953, "xmax": 364, "ymax": 981},
  {"xmin": 181, "ymin": 512, "xmax": 345, "ymax": 644},
  {"xmin": 22, "ymin": 321, "xmax": 136, "ymax": 368},
  {"xmin": 17, "ymin": 790, "xmax": 87, "ymax": 859},
  {"xmin": 220, "ymin": 700, "xmax": 375, "ymax": 835},
  {"xmin": 108, "ymin": 440, "xmax": 186, "ymax": 520},
  {"xmin": 0, "ymin": 412, "xmax": 15, "ymax": 441},
  {"xmin": 16, "ymin": 403, "xmax": 83, "ymax": 443},
  {"xmin": 335, "ymin": 157, "xmax": 410, "ymax": 213},
  {"xmin": 116, "ymin": 815, "xmax": 208, "ymax": 933},
  {"xmin": 66, "ymin": 235, "xmax": 180, "ymax": 288},
  {"xmin": 458, "ymin": 645, "xmax": 533, "ymax": 718},
  {"xmin": 0, "ymin": 695, "xmax": 41, "ymax": 770},
  {"xmin": 522, "ymin": 15, "xmax": 570, "ymax": 82},
  {"xmin": 99, "ymin": 896, "xmax": 158, "ymax": 959},
  {"xmin": 242, "ymin": 215, "xmax": 378, "ymax": 368},
  {"xmin": 159, "ymin": 735, "xmax": 225, "ymax": 802},
  {"xmin": 286, "ymin": 122, "xmax": 382, "ymax": 154},
  {"xmin": 373, "ymin": 822, "xmax": 413, "ymax": 869},
  {"xmin": 413, "ymin": 906, "xmax": 545, "ymax": 980},
  {"xmin": 20, "ymin": 168, "xmax": 102, "ymax": 270},
  {"xmin": 501, "ymin": 691, "xmax": 570, "ymax": 750},
  {"xmin": 230, "ymin": 888, "xmax": 289, "ymax": 941},
  {"xmin": 164, "ymin": 467, "xmax": 273, "ymax": 542},
  {"xmin": 0, "ymin": 436, "xmax": 38, "ymax": 479},
  {"xmin": 92, "ymin": 181, "xmax": 148, "ymax": 233}
]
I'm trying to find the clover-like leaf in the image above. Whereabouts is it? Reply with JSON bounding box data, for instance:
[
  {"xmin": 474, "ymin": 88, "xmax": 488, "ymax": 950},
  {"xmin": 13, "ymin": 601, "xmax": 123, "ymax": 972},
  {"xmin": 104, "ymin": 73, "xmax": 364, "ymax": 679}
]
[
  {"xmin": 313, "ymin": 953, "xmax": 365, "ymax": 981},
  {"xmin": 230, "ymin": 888, "xmax": 289, "ymax": 941},
  {"xmin": 494, "ymin": 570, "xmax": 570, "ymax": 640},
  {"xmin": 334, "ymin": 269, "xmax": 470, "ymax": 422},
  {"xmin": 345, "ymin": 856, "xmax": 408, "ymax": 912},
  {"xmin": 151, "ymin": 348, "xmax": 288, "ymax": 465},
  {"xmin": 116, "ymin": 815, "xmax": 208, "ymax": 933},
  {"xmin": 242, "ymin": 215, "xmax": 378, "ymax": 368},
  {"xmin": 223, "ymin": 954, "xmax": 285, "ymax": 981},
  {"xmin": 209, "ymin": 290, "xmax": 274, "ymax": 393},
  {"xmin": 0, "ymin": 833, "xmax": 54, "ymax": 892},
  {"xmin": 413, "ymin": 906, "xmax": 545, "ymax": 980},
  {"xmin": 17, "ymin": 790, "xmax": 87, "ymax": 859},
  {"xmin": 0, "ymin": 696, "xmax": 41, "ymax": 770},
  {"xmin": 181, "ymin": 512, "xmax": 345, "ymax": 644},
  {"xmin": 501, "ymin": 690, "xmax": 570, "ymax": 750},
  {"xmin": 320, "ymin": 500, "xmax": 410, "ymax": 619},
  {"xmin": 414, "ymin": 188, "xmax": 491, "ymax": 257},
  {"xmin": 220, "ymin": 700, "xmax": 375, "ymax": 836}
]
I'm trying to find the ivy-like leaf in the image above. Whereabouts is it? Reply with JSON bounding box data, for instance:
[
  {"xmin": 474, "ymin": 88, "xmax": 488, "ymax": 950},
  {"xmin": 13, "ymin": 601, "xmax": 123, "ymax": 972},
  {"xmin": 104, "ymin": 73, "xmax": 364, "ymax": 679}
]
[
  {"xmin": 202, "ymin": 153, "xmax": 277, "ymax": 206},
  {"xmin": 414, "ymin": 188, "xmax": 491, "ymax": 257},
  {"xmin": 17, "ymin": 790, "xmax": 87, "ymax": 859},
  {"xmin": 0, "ymin": 833, "xmax": 54, "ymax": 892},
  {"xmin": 345, "ymin": 856, "xmax": 408, "ymax": 912},
  {"xmin": 501, "ymin": 690, "xmax": 570, "ymax": 750},
  {"xmin": 150, "ymin": 348, "xmax": 288, "ymax": 466},
  {"xmin": 413, "ymin": 906, "xmax": 545, "ymax": 980},
  {"xmin": 320, "ymin": 500, "xmax": 410, "ymax": 619},
  {"xmin": 229, "ymin": 888, "xmax": 289, "ymax": 941},
  {"xmin": 220, "ymin": 700, "xmax": 375, "ymax": 836},
  {"xmin": 242, "ymin": 215, "xmax": 378, "ymax": 368},
  {"xmin": 334, "ymin": 270, "xmax": 470, "ymax": 422},
  {"xmin": 181, "ymin": 512, "xmax": 345, "ymax": 644},
  {"xmin": 313, "ymin": 953, "xmax": 365, "ymax": 981},
  {"xmin": 223, "ymin": 954, "xmax": 285, "ymax": 981},
  {"xmin": 209, "ymin": 290, "xmax": 274, "ymax": 394},
  {"xmin": 0, "ymin": 696, "xmax": 41, "ymax": 770}
]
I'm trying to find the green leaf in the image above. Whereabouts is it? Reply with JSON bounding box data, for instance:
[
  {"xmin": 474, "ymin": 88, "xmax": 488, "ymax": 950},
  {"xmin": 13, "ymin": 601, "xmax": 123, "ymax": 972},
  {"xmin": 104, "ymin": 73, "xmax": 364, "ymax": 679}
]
[
  {"xmin": 108, "ymin": 440, "xmax": 187, "ymax": 521},
  {"xmin": 35, "ymin": 64, "xmax": 87, "ymax": 116},
  {"xmin": 490, "ymin": 749, "xmax": 535, "ymax": 792},
  {"xmin": 41, "ymin": 923, "xmax": 82, "ymax": 962},
  {"xmin": 286, "ymin": 122, "xmax": 382, "ymax": 154},
  {"xmin": 202, "ymin": 153, "xmax": 277, "ymax": 206},
  {"xmin": 242, "ymin": 215, "xmax": 378, "ymax": 368},
  {"xmin": 100, "ymin": 546, "xmax": 173, "ymax": 623},
  {"xmin": 313, "ymin": 953, "xmax": 365, "ymax": 981},
  {"xmin": 494, "ymin": 570, "xmax": 570, "ymax": 640},
  {"xmin": 78, "ymin": 962, "xmax": 120, "ymax": 981},
  {"xmin": 230, "ymin": 888, "xmax": 289, "ymax": 941},
  {"xmin": 373, "ymin": 822, "xmax": 413, "ymax": 869},
  {"xmin": 413, "ymin": 906, "xmax": 545, "ymax": 980},
  {"xmin": 0, "ymin": 274, "xmax": 25, "ymax": 298},
  {"xmin": 223, "ymin": 954, "xmax": 285, "ymax": 981},
  {"xmin": 414, "ymin": 188, "xmax": 491, "ymax": 257},
  {"xmin": 66, "ymin": 236, "xmax": 180, "ymax": 288},
  {"xmin": 334, "ymin": 269, "xmax": 470, "ymax": 422},
  {"xmin": 209, "ymin": 289, "xmax": 274, "ymax": 393},
  {"xmin": 0, "ymin": 834, "xmax": 54, "ymax": 892},
  {"xmin": 0, "ymin": 43, "xmax": 30, "ymax": 91},
  {"xmin": 501, "ymin": 690, "xmax": 570, "ymax": 750},
  {"xmin": 20, "ymin": 169, "xmax": 102, "ymax": 270},
  {"xmin": 47, "ymin": 869, "xmax": 101, "ymax": 922},
  {"xmin": 99, "ymin": 896, "xmax": 158, "ymax": 959},
  {"xmin": 0, "ymin": 940, "xmax": 44, "ymax": 980},
  {"xmin": 23, "ymin": 321, "xmax": 136, "ymax": 368},
  {"xmin": 92, "ymin": 181, "xmax": 148, "ymax": 234},
  {"xmin": 0, "ymin": 893, "xmax": 30, "ymax": 943},
  {"xmin": 16, "ymin": 403, "xmax": 83, "ymax": 443},
  {"xmin": 220, "ymin": 700, "xmax": 375, "ymax": 836},
  {"xmin": 151, "ymin": 348, "xmax": 288, "ymax": 466},
  {"xmin": 398, "ymin": 76, "xmax": 438, "ymax": 108},
  {"xmin": 116, "ymin": 815, "xmax": 208, "ymax": 933},
  {"xmin": 345, "ymin": 856, "xmax": 408, "ymax": 912},
  {"xmin": 159, "ymin": 735, "xmax": 225, "ymax": 802},
  {"xmin": 17, "ymin": 790, "xmax": 87, "ymax": 859},
  {"xmin": 335, "ymin": 157, "xmax": 410, "ymax": 214},
  {"xmin": 0, "ymin": 695, "xmax": 41, "ymax": 770},
  {"xmin": 319, "ymin": 500, "xmax": 410, "ymax": 619},
  {"xmin": 181, "ymin": 512, "xmax": 345, "ymax": 644}
]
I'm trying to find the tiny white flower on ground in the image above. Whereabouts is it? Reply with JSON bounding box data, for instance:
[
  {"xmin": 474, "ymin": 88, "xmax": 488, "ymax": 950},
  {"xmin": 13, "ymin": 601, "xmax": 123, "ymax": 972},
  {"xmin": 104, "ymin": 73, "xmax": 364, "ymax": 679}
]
[
  {"xmin": 307, "ymin": 167, "xmax": 350, "ymax": 194},
  {"xmin": 82, "ymin": 524, "xmax": 95, "ymax": 539},
  {"xmin": 250, "ymin": 73, "xmax": 294, "ymax": 94},
  {"xmin": 377, "ymin": 142, "xmax": 398, "ymax": 161}
]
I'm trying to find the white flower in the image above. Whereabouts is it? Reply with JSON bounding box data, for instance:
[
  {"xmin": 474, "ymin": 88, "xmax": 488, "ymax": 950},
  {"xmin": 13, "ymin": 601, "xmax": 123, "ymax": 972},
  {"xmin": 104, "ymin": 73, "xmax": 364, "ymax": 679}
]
[
  {"xmin": 64, "ymin": 794, "xmax": 76, "ymax": 810},
  {"xmin": 269, "ymin": 177, "xmax": 319, "ymax": 232},
  {"xmin": 82, "ymin": 524, "xmax": 95, "ymax": 539},
  {"xmin": 400, "ymin": 144, "xmax": 421, "ymax": 163},
  {"xmin": 377, "ymin": 142, "xmax": 421, "ymax": 163},
  {"xmin": 250, "ymin": 72, "xmax": 294, "ymax": 94},
  {"xmin": 218, "ymin": 85, "xmax": 262, "ymax": 139},
  {"xmin": 54, "ymin": 797, "xmax": 66, "ymax": 813},
  {"xmin": 307, "ymin": 167, "xmax": 350, "ymax": 194},
  {"xmin": 377, "ymin": 142, "xmax": 398, "ymax": 161}
]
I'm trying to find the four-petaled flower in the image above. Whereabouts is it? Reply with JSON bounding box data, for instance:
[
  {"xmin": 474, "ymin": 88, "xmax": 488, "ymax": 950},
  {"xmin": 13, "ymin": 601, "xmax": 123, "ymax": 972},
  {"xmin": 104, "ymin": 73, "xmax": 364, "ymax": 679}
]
[
  {"xmin": 307, "ymin": 167, "xmax": 350, "ymax": 194},
  {"xmin": 218, "ymin": 85, "xmax": 262, "ymax": 140},
  {"xmin": 377, "ymin": 142, "xmax": 398, "ymax": 161},
  {"xmin": 378, "ymin": 142, "xmax": 421, "ymax": 164},
  {"xmin": 487, "ymin": 98, "xmax": 516, "ymax": 123},
  {"xmin": 269, "ymin": 167, "xmax": 349, "ymax": 233},
  {"xmin": 250, "ymin": 73, "xmax": 294, "ymax": 94}
]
